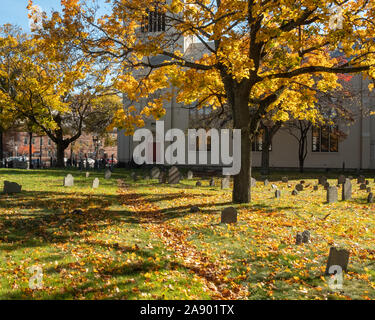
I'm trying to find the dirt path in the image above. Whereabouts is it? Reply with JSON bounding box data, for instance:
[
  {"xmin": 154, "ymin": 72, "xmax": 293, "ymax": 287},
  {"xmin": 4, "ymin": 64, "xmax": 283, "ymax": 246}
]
[{"xmin": 117, "ymin": 179, "xmax": 249, "ymax": 299}]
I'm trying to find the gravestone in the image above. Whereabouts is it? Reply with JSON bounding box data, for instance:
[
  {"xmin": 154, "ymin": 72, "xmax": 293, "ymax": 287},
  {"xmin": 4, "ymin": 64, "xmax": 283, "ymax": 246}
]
[
  {"xmin": 295, "ymin": 184, "xmax": 304, "ymax": 192},
  {"xmin": 151, "ymin": 167, "xmax": 160, "ymax": 179},
  {"xmin": 327, "ymin": 186, "xmax": 338, "ymax": 203},
  {"xmin": 85, "ymin": 172, "xmax": 90, "ymax": 178},
  {"xmin": 190, "ymin": 206, "xmax": 199, "ymax": 213},
  {"xmin": 275, "ymin": 190, "xmax": 281, "ymax": 199},
  {"xmin": 366, "ymin": 180, "xmax": 369, "ymax": 185},
  {"xmin": 264, "ymin": 179, "xmax": 269, "ymax": 186},
  {"xmin": 251, "ymin": 177, "xmax": 256, "ymax": 187},
  {"xmin": 338, "ymin": 175, "xmax": 346, "ymax": 184},
  {"xmin": 313, "ymin": 185, "xmax": 319, "ymax": 191},
  {"xmin": 63, "ymin": 174, "xmax": 74, "ymax": 187},
  {"xmin": 319, "ymin": 176, "xmax": 327, "ymax": 185},
  {"xmin": 221, "ymin": 207, "xmax": 237, "ymax": 224},
  {"xmin": 324, "ymin": 182, "xmax": 330, "ymax": 190},
  {"xmin": 360, "ymin": 184, "xmax": 367, "ymax": 190},
  {"xmin": 292, "ymin": 190, "xmax": 298, "ymax": 196},
  {"xmin": 325, "ymin": 247, "xmax": 350, "ymax": 274},
  {"xmin": 196, "ymin": 181, "xmax": 202, "ymax": 187},
  {"xmin": 168, "ymin": 166, "xmax": 181, "ymax": 184},
  {"xmin": 282, "ymin": 176, "xmax": 288, "ymax": 183},
  {"xmin": 104, "ymin": 169, "xmax": 111, "ymax": 180},
  {"xmin": 3, "ymin": 181, "xmax": 22, "ymax": 194},
  {"xmin": 221, "ymin": 176, "xmax": 230, "ymax": 189},
  {"xmin": 302, "ymin": 230, "xmax": 310, "ymax": 243},
  {"xmin": 342, "ymin": 178, "xmax": 352, "ymax": 200},
  {"xmin": 295, "ymin": 232, "xmax": 303, "ymax": 245},
  {"xmin": 357, "ymin": 176, "xmax": 365, "ymax": 184},
  {"xmin": 368, "ymin": 192, "xmax": 374, "ymax": 203},
  {"xmin": 367, "ymin": 187, "xmax": 371, "ymax": 193},
  {"xmin": 158, "ymin": 172, "xmax": 167, "ymax": 183},
  {"xmin": 209, "ymin": 178, "xmax": 215, "ymax": 187},
  {"xmin": 187, "ymin": 170, "xmax": 193, "ymax": 179},
  {"xmin": 92, "ymin": 178, "xmax": 99, "ymax": 189}
]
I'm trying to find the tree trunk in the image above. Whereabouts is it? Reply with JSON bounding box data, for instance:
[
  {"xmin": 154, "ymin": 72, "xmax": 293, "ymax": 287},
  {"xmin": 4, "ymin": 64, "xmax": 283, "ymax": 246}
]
[
  {"xmin": 29, "ymin": 132, "xmax": 33, "ymax": 169},
  {"xmin": 261, "ymin": 144, "xmax": 270, "ymax": 175},
  {"xmin": 232, "ymin": 92, "xmax": 252, "ymax": 204},
  {"xmin": 56, "ymin": 141, "xmax": 68, "ymax": 168}
]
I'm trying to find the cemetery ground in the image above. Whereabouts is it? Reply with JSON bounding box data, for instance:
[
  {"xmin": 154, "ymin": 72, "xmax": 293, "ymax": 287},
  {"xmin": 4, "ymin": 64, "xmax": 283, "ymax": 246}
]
[{"xmin": 1, "ymin": 169, "xmax": 375, "ymax": 300}]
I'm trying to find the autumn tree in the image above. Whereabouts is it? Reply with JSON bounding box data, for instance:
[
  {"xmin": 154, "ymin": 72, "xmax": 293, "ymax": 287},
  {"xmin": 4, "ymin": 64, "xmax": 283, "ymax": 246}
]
[{"xmin": 42, "ymin": 0, "xmax": 375, "ymax": 202}]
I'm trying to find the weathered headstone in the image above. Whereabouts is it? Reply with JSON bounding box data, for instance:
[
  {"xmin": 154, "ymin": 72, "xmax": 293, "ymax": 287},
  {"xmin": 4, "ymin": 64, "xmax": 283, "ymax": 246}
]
[
  {"xmin": 282, "ymin": 176, "xmax": 288, "ymax": 183},
  {"xmin": 292, "ymin": 189, "xmax": 298, "ymax": 195},
  {"xmin": 3, "ymin": 181, "xmax": 22, "ymax": 194},
  {"xmin": 63, "ymin": 174, "xmax": 74, "ymax": 187},
  {"xmin": 360, "ymin": 184, "xmax": 367, "ymax": 190},
  {"xmin": 196, "ymin": 181, "xmax": 202, "ymax": 187},
  {"xmin": 357, "ymin": 176, "xmax": 365, "ymax": 184},
  {"xmin": 221, "ymin": 176, "xmax": 230, "ymax": 189},
  {"xmin": 85, "ymin": 172, "xmax": 90, "ymax": 178},
  {"xmin": 92, "ymin": 178, "xmax": 99, "ymax": 189},
  {"xmin": 302, "ymin": 230, "xmax": 310, "ymax": 243},
  {"xmin": 275, "ymin": 190, "xmax": 281, "ymax": 199},
  {"xmin": 338, "ymin": 175, "xmax": 346, "ymax": 184},
  {"xmin": 319, "ymin": 176, "xmax": 327, "ymax": 185},
  {"xmin": 295, "ymin": 232, "xmax": 303, "ymax": 245},
  {"xmin": 324, "ymin": 182, "xmax": 330, "ymax": 190},
  {"xmin": 295, "ymin": 184, "xmax": 304, "ymax": 191},
  {"xmin": 151, "ymin": 167, "xmax": 160, "ymax": 179},
  {"xmin": 104, "ymin": 169, "xmax": 112, "ymax": 180},
  {"xmin": 367, "ymin": 192, "xmax": 374, "ymax": 203},
  {"xmin": 251, "ymin": 177, "xmax": 256, "ymax": 187},
  {"xmin": 209, "ymin": 178, "xmax": 215, "ymax": 187},
  {"xmin": 168, "ymin": 166, "xmax": 181, "ymax": 184},
  {"xmin": 325, "ymin": 247, "xmax": 350, "ymax": 274},
  {"xmin": 221, "ymin": 207, "xmax": 237, "ymax": 224},
  {"xmin": 264, "ymin": 179, "xmax": 269, "ymax": 186},
  {"xmin": 342, "ymin": 178, "xmax": 352, "ymax": 200},
  {"xmin": 327, "ymin": 186, "xmax": 338, "ymax": 203},
  {"xmin": 158, "ymin": 172, "xmax": 167, "ymax": 183},
  {"xmin": 190, "ymin": 206, "xmax": 200, "ymax": 213},
  {"xmin": 187, "ymin": 170, "xmax": 193, "ymax": 179}
]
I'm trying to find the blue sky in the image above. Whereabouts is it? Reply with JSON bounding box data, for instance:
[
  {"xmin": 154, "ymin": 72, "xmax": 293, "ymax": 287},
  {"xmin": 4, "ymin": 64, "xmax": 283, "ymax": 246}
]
[{"xmin": 0, "ymin": 0, "xmax": 62, "ymax": 32}]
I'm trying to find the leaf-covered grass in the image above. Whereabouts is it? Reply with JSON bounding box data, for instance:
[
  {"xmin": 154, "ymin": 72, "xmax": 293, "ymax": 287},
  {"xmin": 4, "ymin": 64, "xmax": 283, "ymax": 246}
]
[{"xmin": 1, "ymin": 168, "xmax": 375, "ymax": 299}]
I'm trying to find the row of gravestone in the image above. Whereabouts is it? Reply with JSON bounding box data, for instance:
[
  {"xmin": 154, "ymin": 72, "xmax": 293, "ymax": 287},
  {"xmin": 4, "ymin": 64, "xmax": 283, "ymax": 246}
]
[
  {"xmin": 63, "ymin": 173, "xmax": 100, "ymax": 189},
  {"xmin": 219, "ymin": 205, "xmax": 350, "ymax": 274}
]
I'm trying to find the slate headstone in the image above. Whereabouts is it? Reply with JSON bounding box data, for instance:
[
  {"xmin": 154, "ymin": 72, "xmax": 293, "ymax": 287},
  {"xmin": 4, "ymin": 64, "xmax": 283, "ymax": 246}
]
[
  {"xmin": 63, "ymin": 174, "xmax": 74, "ymax": 187},
  {"xmin": 209, "ymin": 178, "xmax": 215, "ymax": 187},
  {"xmin": 158, "ymin": 171, "xmax": 167, "ymax": 183},
  {"xmin": 92, "ymin": 178, "xmax": 99, "ymax": 189},
  {"xmin": 368, "ymin": 192, "xmax": 373, "ymax": 203},
  {"xmin": 324, "ymin": 182, "xmax": 330, "ymax": 190},
  {"xmin": 302, "ymin": 230, "xmax": 310, "ymax": 243},
  {"xmin": 187, "ymin": 170, "xmax": 193, "ymax": 179},
  {"xmin": 327, "ymin": 186, "xmax": 338, "ymax": 203},
  {"xmin": 104, "ymin": 169, "xmax": 112, "ymax": 180},
  {"xmin": 319, "ymin": 176, "xmax": 327, "ymax": 185},
  {"xmin": 338, "ymin": 175, "xmax": 346, "ymax": 184},
  {"xmin": 221, "ymin": 207, "xmax": 237, "ymax": 224},
  {"xmin": 295, "ymin": 184, "xmax": 304, "ymax": 192},
  {"xmin": 151, "ymin": 167, "xmax": 160, "ymax": 179},
  {"xmin": 342, "ymin": 178, "xmax": 352, "ymax": 200},
  {"xmin": 221, "ymin": 176, "xmax": 230, "ymax": 189},
  {"xmin": 168, "ymin": 166, "xmax": 181, "ymax": 184},
  {"xmin": 295, "ymin": 232, "xmax": 303, "ymax": 245},
  {"xmin": 3, "ymin": 181, "xmax": 22, "ymax": 194},
  {"xmin": 275, "ymin": 190, "xmax": 281, "ymax": 199},
  {"xmin": 325, "ymin": 247, "xmax": 350, "ymax": 274}
]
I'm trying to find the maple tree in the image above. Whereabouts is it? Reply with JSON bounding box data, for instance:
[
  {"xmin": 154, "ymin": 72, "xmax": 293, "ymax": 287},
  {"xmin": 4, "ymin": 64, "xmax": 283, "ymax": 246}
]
[{"xmin": 36, "ymin": 0, "xmax": 375, "ymax": 202}]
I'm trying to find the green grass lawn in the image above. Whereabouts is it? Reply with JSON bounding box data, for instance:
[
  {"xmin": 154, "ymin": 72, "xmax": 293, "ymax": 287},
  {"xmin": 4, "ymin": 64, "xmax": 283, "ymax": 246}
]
[{"xmin": 1, "ymin": 168, "xmax": 375, "ymax": 299}]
